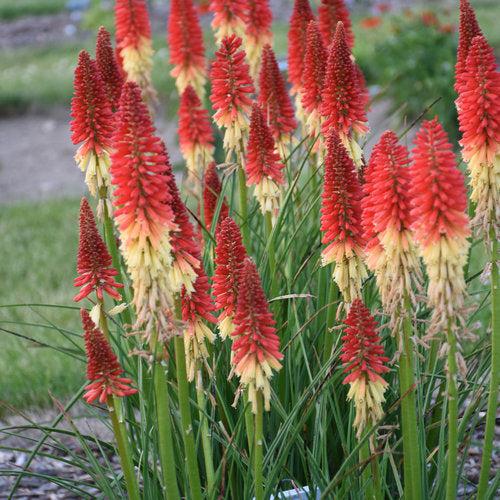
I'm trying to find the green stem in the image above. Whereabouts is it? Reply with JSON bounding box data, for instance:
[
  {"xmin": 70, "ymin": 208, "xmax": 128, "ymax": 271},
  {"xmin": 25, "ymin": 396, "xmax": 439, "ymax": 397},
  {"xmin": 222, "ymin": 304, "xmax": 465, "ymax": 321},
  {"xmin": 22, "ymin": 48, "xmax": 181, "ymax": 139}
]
[
  {"xmin": 244, "ymin": 392, "xmax": 255, "ymax": 453},
  {"xmin": 174, "ymin": 336, "xmax": 203, "ymax": 500},
  {"xmin": 108, "ymin": 398, "xmax": 140, "ymax": 500},
  {"xmin": 322, "ymin": 271, "xmax": 338, "ymax": 364},
  {"xmin": 264, "ymin": 212, "xmax": 277, "ymax": 298},
  {"xmin": 477, "ymin": 235, "xmax": 499, "ymax": 499},
  {"xmin": 254, "ymin": 392, "xmax": 264, "ymax": 500},
  {"xmin": 445, "ymin": 324, "xmax": 458, "ymax": 500},
  {"xmin": 196, "ymin": 372, "xmax": 216, "ymax": 497},
  {"xmin": 398, "ymin": 297, "xmax": 423, "ymax": 500},
  {"xmin": 237, "ymin": 166, "xmax": 250, "ymax": 249},
  {"xmin": 359, "ymin": 440, "xmax": 375, "ymax": 500}
]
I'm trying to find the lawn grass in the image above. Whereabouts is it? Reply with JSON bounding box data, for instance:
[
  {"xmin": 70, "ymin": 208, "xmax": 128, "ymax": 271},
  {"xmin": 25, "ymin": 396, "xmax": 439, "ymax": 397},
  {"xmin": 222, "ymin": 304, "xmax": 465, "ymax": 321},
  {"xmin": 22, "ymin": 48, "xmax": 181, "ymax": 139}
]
[
  {"xmin": 0, "ymin": 198, "xmax": 83, "ymax": 412},
  {"xmin": 0, "ymin": 0, "xmax": 66, "ymax": 21}
]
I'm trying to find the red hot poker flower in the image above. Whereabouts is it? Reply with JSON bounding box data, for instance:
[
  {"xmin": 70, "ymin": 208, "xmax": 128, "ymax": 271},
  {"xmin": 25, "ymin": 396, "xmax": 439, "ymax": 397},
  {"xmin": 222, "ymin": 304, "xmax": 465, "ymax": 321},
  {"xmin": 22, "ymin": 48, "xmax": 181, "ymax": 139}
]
[
  {"xmin": 321, "ymin": 22, "xmax": 368, "ymax": 162},
  {"xmin": 458, "ymin": 35, "xmax": 500, "ymax": 233},
  {"xmin": 95, "ymin": 27, "xmax": 123, "ymax": 112},
  {"xmin": 410, "ymin": 118, "xmax": 470, "ymax": 336},
  {"xmin": 455, "ymin": 0, "xmax": 482, "ymax": 93},
  {"xmin": 341, "ymin": 299, "xmax": 389, "ymax": 437},
  {"xmin": 178, "ymin": 85, "xmax": 215, "ymax": 180},
  {"xmin": 245, "ymin": 104, "xmax": 285, "ymax": 218},
  {"xmin": 243, "ymin": 0, "xmax": 273, "ymax": 79},
  {"xmin": 301, "ymin": 20, "xmax": 327, "ymax": 139},
  {"xmin": 168, "ymin": 0, "xmax": 207, "ymax": 96},
  {"xmin": 74, "ymin": 198, "xmax": 123, "ymax": 303},
  {"xmin": 81, "ymin": 309, "xmax": 137, "ymax": 404},
  {"xmin": 213, "ymin": 216, "xmax": 247, "ymax": 338},
  {"xmin": 70, "ymin": 50, "xmax": 114, "ymax": 200},
  {"xmin": 209, "ymin": 0, "xmax": 247, "ymax": 42},
  {"xmin": 115, "ymin": 0, "xmax": 155, "ymax": 101},
  {"xmin": 320, "ymin": 131, "xmax": 366, "ymax": 303},
  {"xmin": 210, "ymin": 35, "xmax": 255, "ymax": 156},
  {"xmin": 287, "ymin": 0, "xmax": 315, "ymax": 95},
  {"xmin": 318, "ymin": 0, "xmax": 354, "ymax": 49},
  {"xmin": 203, "ymin": 162, "xmax": 229, "ymax": 230},
  {"xmin": 232, "ymin": 257, "xmax": 283, "ymax": 412},
  {"xmin": 258, "ymin": 45, "xmax": 297, "ymax": 157}
]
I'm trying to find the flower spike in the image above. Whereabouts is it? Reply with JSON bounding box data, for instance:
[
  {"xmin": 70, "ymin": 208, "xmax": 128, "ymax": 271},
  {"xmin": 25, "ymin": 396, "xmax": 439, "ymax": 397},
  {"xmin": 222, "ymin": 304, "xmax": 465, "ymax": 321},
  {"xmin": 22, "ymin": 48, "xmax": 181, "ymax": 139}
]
[
  {"xmin": 318, "ymin": 0, "xmax": 354, "ymax": 48},
  {"xmin": 243, "ymin": 0, "xmax": 273, "ymax": 79},
  {"xmin": 95, "ymin": 26, "xmax": 124, "ymax": 112},
  {"xmin": 232, "ymin": 257, "xmax": 283, "ymax": 412},
  {"xmin": 115, "ymin": 0, "xmax": 155, "ymax": 101},
  {"xmin": 321, "ymin": 21, "xmax": 368, "ymax": 168},
  {"xmin": 70, "ymin": 50, "xmax": 114, "ymax": 210},
  {"xmin": 203, "ymin": 162, "xmax": 229, "ymax": 230},
  {"xmin": 81, "ymin": 309, "xmax": 137, "ymax": 404},
  {"xmin": 245, "ymin": 104, "xmax": 285, "ymax": 220},
  {"xmin": 341, "ymin": 299, "xmax": 389, "ymax": 437},
  {"xmin": 458, "ymin": 35, "xmax": 500, "ymax": 235},
  {"xmin": 111, "ymin": 82, "xmax": 177, "ymax": 342},
  {"xmin": 178, "ymin": 85, "xmax": 215, "ymax": 182},
  {"xmin": 168, "ymin": 0, "xmax": 207, "ymax": 96},
  {"xmin": 301, "ymin": 21, "xmax": 327, "ymax": 140},
  {"xmin": 320, "ymin": 131, "xmax": 366, "ymax": 303},
  {"xmin": 210, "ymin": 35, "xmax": 255, "ymax": 158},
  {"xmin": 181, "ymin": 264, "xmax": 217, "ymax": 381},
  {"xmin": 74, "ymin": 198, "xmax": 123, "ymax": 303},
  {"xmin": 410, "ymin": 118, "xmax": 470, "ymax": 338},
  {"xmin": 258, "ymin": 45, "xmax": 297, "ymax": 158},
  {"xmin": 362, "ymin": 131, "xmax": 421, "ymax": 320},
  {"xmin": 209, "ymin": 0, "xmax": 247, "ymax": 43},
  {"xmin": 213, "ymin": 217, "xmax": 247, "ymax": 338}
]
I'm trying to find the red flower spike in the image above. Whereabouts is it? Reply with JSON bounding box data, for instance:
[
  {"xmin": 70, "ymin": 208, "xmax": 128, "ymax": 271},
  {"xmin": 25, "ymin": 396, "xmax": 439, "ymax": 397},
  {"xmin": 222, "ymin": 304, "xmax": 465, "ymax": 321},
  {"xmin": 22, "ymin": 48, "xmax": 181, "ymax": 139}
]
[
  {"xmin": 455, "ymin": 0, "xmax": 482, "ymax": 93},
  {"xmin": 70, "ymin": 50, "xmax": 114, "ymax": 198},
  {"xmin": 168, "ymin": 0, "xmax": 207, "ymax": 96},
  {"xmin": 181, "ymin": 264, "xmax": 217, "ymax": 380},
  {"xmin": 320, "ymin": 131, "xmax": 366, "ymax": 303},
  {"xmin": 178, "ymin": 85, "xmax": 215, "ymax": 180},
  {"xmin": 243, "ymin": 0, "xmax": 273, "ymax": 79},
  {"xmin": 95, "ymin": 26, "xmax": 123, "ymax": 111},
  {"xmin": 245, "ymin": 103, "xmax": 285, "ymax": 218},
  {"xmin": 111, "ymin": 83, "xmax": 177, "ymax": 339},
  {"xmin": 210, "ymin": 35, "xmax": 255, "ymax": 155},
  {"xmin": 287, "ymin": 0, "xmax": 315, "ymax": 94},
  {"xmin": 81, "ymin": 309, "xmax": 137, "ymax": 404},
  {"xmin": 209, "ymin": 0, "xmax": 247, "ymax": 42},
  {"xmin": 321, "ymin": 22, "xmax": 368, "ymax": 141},
  {"xmin": 74, "ymin": 198, "xmax": 123, "ymax": 303},
  {"xmin": 340, "ymin": 299, "xmax": 388, "ymax": 437},
  {"xmin": 301, "ymin": 20, "xmax": 327, "ymax": 138},
  {"xmin": 410, "ymin": 118, "xmax": 470, "ymax": 335},
  {"xmin": 458, "ymin": 35, "xmax": 500, "ymax": 233},
  {"xmin": 362, "ymin": 131, "xmax": 420, "ymax": 316},
  {"xmin": 213, "ymin": 216, "xmax": 247, "ymax": 338},
  {"xmin": 232, "ymin": 257, "xmax": 283, "ymax": 412},
  {"xmin": 258, "ymin": 45, "xmax": 297, "ymax": 155},
  {"xmin": 318, "ymin": 0, "xmax": 354, "ymax": 49},
  {"xmin": 115, "ymin": 0, "xmax": 155, "ymax": 100},
  {"xmin": 203, "ymin": 162, "xmax": 229, "ymax": 230}
]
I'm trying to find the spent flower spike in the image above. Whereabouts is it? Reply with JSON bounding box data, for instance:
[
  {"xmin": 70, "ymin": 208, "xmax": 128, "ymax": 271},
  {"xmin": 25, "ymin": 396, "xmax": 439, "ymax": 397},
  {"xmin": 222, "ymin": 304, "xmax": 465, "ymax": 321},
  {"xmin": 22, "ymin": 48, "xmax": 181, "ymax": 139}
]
[
  {"xmin": 232, "ymin": 257, "xmax": 283, "ymax": 412},
  {"xmin": 213, "ymin": 217, "xmax": 247, "ymax": 338},
  {"xmin": 115, "ymin": 0, "xmax": 155, "ymax": 102},
  {"xmin": 320, "ymin": 131, "xmax": 366, "ymax": 303},
  {"xmin": 341, "ymin": 299, "xmax": 389, "ymax": 437},
  {"xmin": 74, "ymin": 198, "xmax": 123, "ymax": 303},
  {"xmin": 81, "ymin": 309, "xmax": 137, "ymax": 404},
  {"xmin": 318, "ymin": 0, "xmax": 354, "ymax": 48},
  {"xmin": 203, "ymin": 162, "xmax": 229, "ymax": 230},
  {"xmin": 245, "ymin": 104, "xmax": 285, "ymax": 220},
  {"xmin": 210, "ymin": 35, "xmax": 255, "ymax": 158},
  {"xmin": 457, "ymin": 34, "xmax": 500, "ymax": 235},
  {"xmin": 209, "ymin": 0, "xmax": 247, "ymax": 43},
  {"xmin": 178, "ymin": 85, "xmax": 215, "ymax": 182},
  {"xmin": 110, "ymin": 82, "xmax": 177, "ymax": 342},
  {"xmin": 410, "ymin": 118, "xmax": 470, "ymax": 338},
  {"xmin": 70, "ymin": 50, "xmax": 114, "ymax": 210},
  {"xmin": 168, "ymin": 0, "xmax": 207, "ymax": 96}
]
